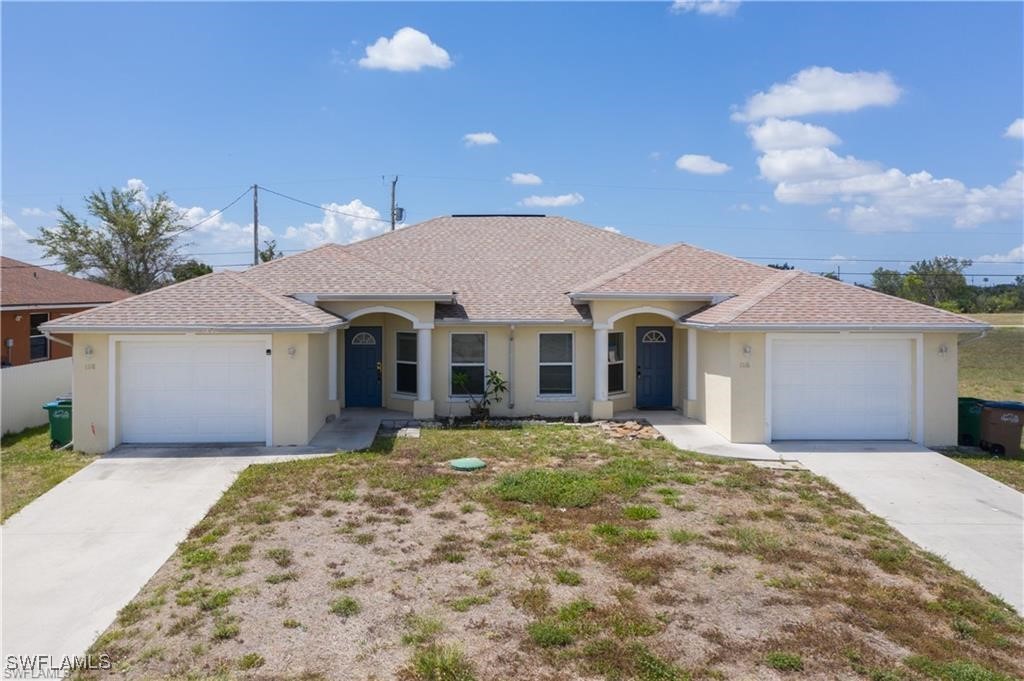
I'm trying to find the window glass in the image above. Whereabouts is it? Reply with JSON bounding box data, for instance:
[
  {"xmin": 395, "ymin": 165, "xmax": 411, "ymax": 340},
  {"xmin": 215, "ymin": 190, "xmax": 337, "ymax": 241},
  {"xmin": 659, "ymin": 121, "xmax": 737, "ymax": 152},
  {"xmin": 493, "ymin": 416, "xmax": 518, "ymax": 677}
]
[
  {"xmin": 608, "ymin": 331, "xmax": 625, "ymax": 393},
  {"xmin": 451, "ymin": 366, "xmax": 484, "ymax": 395},
  {"xmin": 608, "ymin": 332, "xmax": 624, "ymax": 363},
  {"xmin": 539, "ymin": 333, "xmax": 573, "ymax": 363},
  {"xmin": 397, "ymin": 332, "xmax": 417, "ymax": 363},
  {"xmin": 451, "ymin": 334, "xmax": 485, "ymax": 395},
  {"xmin": 451, "ymin": 334, "xmax": 485, "ymax": 363},
  {"xmin": 396, "ymin": 332, "xmax": 417, "ymax": 394},
  {"xmin": 29, "ymin": 313, "xmax": 48, "ymax": 360},
  {"xmin": 538, "ymin": 333, "xmax": 573, "ymax": 395},
  {"xmin": 539, "ymin": 365, "xmax": 573, "ymax": 394},
  {"xmin": 608, "ymin": 363, "xmax": 625, "ymax": 394}
]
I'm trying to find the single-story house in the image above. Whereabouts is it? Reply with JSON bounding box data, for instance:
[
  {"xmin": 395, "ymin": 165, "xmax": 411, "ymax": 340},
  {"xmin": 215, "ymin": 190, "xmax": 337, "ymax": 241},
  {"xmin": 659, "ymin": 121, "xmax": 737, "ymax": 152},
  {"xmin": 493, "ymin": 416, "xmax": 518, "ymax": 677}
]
[
  {"xmin": 42, "ymin": 215, "xmax": 987, "ymax": 453},
  {"xmin": 1, "ymin": 256, "xmax": 131, "ymax": 367}
]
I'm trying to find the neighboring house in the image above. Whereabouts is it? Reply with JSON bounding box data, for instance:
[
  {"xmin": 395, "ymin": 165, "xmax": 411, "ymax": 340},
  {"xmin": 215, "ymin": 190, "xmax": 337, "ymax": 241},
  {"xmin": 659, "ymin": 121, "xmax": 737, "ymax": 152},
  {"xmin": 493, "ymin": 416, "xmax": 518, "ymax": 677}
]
[
  {"xmin": 43, "ymin": 216, "xmax": 987, "ymax": 453},
  {"xmin": 1, "ymin": 257, "xmax": 131, "ymax": 367}
]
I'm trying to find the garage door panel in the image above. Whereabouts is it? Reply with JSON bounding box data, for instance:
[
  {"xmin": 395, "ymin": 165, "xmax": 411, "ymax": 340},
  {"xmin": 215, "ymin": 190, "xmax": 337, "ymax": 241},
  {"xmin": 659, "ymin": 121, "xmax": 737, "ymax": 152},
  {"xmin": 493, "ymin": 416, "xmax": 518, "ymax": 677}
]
[
  {"xmin": 119, "ymin": 340, "xmax": 268, "ymax": 444},
  {"xmin": 771, "ymin": 338, "xmax": 911, "ymax": 440}
]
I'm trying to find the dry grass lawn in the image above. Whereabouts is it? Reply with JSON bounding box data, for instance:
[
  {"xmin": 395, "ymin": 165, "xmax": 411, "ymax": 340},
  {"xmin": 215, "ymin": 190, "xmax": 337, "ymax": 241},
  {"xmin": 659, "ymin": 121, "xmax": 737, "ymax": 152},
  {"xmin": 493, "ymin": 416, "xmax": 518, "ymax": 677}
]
[
  {"xmin": 1, "ymin": 425, "xmax": 97, "ymax": 521},
  {"xmin": 80, "ymin": 426, "xmax": 1023, "ymax": 681}
]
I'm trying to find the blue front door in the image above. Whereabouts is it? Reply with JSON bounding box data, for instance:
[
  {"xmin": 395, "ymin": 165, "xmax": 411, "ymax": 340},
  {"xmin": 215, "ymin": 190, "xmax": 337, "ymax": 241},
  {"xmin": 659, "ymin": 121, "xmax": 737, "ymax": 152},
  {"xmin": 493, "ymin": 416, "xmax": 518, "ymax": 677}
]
[
  {"xmin": 636, "ymin": 326, "xmax": 672, "ymax": 409},
  {"xmin": 345, "ymin": 327, "xmax": 382, "ymax": 407}
]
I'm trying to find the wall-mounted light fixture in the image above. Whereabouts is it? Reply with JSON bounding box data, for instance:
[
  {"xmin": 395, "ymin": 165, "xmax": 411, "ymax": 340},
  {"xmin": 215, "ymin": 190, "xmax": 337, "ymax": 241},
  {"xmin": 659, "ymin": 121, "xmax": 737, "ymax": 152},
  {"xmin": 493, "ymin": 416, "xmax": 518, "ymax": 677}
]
[
  {"xmin": 14, "ymin": 315, "xmax": 22, "ymax": 322},
  {"xmin": 938, "ymin": 344, "xmax": 949, "ymax": 355},
  {"xmin": 84, "ymin": 345, "xmax": 94, "ymax": 356},
  {"xmin": 742, "ymin": 344, "xmax": 752, "ymax": 355},
  {"xmin": 287, "ymin": 345, "xmax": 297, "ymax": 357},
  {"xmin": 4, "ymin": 338, "xmax": 13, "ymax": 349}
]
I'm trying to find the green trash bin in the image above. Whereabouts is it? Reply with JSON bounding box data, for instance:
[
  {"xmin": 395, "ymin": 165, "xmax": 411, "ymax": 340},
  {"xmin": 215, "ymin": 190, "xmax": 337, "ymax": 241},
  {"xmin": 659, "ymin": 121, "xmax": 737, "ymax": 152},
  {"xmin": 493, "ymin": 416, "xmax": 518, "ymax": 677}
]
[
  {"xmin": 42, "ymin": 398, "xmax": 73, "ymax": 449},
  {"xmin": 957, "ymin": 397, "xmax": 986, "ymax": 446}
]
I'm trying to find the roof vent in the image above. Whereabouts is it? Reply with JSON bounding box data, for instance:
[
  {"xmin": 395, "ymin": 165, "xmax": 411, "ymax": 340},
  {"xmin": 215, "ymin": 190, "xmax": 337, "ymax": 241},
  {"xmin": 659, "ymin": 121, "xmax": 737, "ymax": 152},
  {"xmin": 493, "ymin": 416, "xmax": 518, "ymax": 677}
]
[{"xmin": 450, "ymin": 214, "xmax": 546, "ymax": 218}]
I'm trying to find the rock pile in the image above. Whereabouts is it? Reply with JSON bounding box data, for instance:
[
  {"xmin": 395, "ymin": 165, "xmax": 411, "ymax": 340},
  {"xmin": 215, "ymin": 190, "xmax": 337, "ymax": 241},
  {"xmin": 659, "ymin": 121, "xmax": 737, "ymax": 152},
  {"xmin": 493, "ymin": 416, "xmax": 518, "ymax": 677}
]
[{"xmin": 598, "ymin": 420, "xmax": 663, "ymax": 441}]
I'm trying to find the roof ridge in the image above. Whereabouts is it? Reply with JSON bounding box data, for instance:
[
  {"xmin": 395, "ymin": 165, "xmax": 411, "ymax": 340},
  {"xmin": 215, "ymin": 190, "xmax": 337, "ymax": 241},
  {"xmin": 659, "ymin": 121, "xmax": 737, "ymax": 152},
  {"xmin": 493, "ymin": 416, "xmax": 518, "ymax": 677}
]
[
  {"xmin": 238, "ymin": 242, "xmax": 338, "ymax": 275},
  {"xmin": 715, "ymin": 270, "xmax": 801, "ymax": 323},
  {"xmin": 569, "ymin": 243, "xmax": 677, "ymax": 293},
  {"xmin": 322, "ymin": 244, "xmax": 449, "ymax": 294},
  {"xmin": 224, "ymin": 271, "xmax": 333, "ymax": 326}
]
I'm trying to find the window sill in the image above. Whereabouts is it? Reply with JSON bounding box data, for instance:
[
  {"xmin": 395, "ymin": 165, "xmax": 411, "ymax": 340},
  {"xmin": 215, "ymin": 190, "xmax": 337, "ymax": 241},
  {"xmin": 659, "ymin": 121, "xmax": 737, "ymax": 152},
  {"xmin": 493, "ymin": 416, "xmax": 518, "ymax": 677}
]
[
  {"xmin": 608, "ymin": 392, "xmax": 631, "ymax": 399},
  {"xmin": 391, "ymin": 393, "xmax": 417, "ymax": 401},
  {"xmin": 535, "ymin": 394, "xmax": 579, "ymax": 402}
]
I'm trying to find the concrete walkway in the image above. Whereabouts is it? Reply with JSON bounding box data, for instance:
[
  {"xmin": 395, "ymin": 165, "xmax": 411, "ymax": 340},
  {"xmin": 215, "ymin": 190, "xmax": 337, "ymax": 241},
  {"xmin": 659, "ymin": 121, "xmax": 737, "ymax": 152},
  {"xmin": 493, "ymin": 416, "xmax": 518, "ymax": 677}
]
[
  {"xmin": 1, "ymin": 409, "xmax": 400, "ymax": 667},
  {"xmin": 635, "ymin": 410, "xmax": 1024, "ymax": 614}
]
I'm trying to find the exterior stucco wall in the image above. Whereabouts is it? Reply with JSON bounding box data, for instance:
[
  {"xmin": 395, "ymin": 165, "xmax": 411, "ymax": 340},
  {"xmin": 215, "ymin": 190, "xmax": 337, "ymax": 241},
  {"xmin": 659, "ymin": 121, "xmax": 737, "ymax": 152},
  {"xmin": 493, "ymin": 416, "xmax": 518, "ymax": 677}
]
[
  {"xmin": 1, "ymin": 308, "xmax": 79, "ymax": 366},
  {"xmin": 319, "ymin": 300, "xmax": 434, "ymax": 327},
  {"xmin": 70, "ymin": 333, "xmax": 110, "ymax": 453},
  {"xmin": 923, "ymin": 332, "xmax": 958, "ymax": 447},
  {"xmin": 305, "ymin": 332, "xmax": 337, "ymax": 441},
  {"xmin": 699, "ymin": 331, "xmax": 733, "ymax": 440}
]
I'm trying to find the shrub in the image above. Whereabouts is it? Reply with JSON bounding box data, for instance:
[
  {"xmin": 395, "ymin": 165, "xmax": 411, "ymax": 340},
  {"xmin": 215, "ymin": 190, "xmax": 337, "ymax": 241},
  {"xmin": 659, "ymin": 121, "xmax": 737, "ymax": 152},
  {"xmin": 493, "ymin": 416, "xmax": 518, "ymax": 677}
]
[
  {"xmin": 330, "ymin": 596, "xmax": 361, "ymax": 617},
  {"xmin": 408, "ymin": 644, "xmax": 476, "ymax": 681},
  {"xmin": 624, "ymin": 505, "xmax": 661, "ymax": 520},
  {"xmin": 554, "ymin": 569, "xmax": 583, "ymax": 586},
  {"xmin": 237, "ymin": 653, "xmax": 265, "ymax": 670},
  {"xmin": 764, "ymin": 651, "xmax": 803, "ymax": 671}
]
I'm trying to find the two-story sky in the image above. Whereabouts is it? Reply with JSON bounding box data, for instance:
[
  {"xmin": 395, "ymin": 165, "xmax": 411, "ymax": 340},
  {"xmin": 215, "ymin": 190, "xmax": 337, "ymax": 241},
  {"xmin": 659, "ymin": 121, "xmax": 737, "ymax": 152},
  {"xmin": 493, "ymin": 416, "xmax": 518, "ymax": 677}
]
[{"xmin": 2, "ymin": 1, "xmax": 1022, "ymax": 285}]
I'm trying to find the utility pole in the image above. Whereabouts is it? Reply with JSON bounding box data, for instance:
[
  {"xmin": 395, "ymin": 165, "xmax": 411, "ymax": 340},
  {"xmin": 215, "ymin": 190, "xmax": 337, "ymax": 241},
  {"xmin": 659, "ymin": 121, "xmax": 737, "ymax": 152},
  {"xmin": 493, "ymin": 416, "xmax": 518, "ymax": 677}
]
[
  {"xmin": 252, "ymin": 184, "xmax": 259, "ymax": 266},
  {"xmin": 390, "ymin": 176, "xmax": 398, "ymax": 231}
]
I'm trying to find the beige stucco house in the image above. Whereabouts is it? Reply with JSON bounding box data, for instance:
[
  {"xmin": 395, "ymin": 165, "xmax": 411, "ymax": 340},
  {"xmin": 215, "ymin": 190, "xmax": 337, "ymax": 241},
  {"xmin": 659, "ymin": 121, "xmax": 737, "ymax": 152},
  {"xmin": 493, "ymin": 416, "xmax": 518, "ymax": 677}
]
[{"xmin": 43, "ymin": 215, "xmax": 987, "ymax": 453}]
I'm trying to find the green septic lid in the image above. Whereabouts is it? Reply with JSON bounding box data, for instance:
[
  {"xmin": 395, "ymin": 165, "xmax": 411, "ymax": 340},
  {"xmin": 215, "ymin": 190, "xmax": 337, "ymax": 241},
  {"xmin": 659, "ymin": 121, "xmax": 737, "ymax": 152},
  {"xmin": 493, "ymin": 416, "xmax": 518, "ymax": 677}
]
[{"xmin": 449, "ymin": 457, "xmax": 486, "ymax": 471}]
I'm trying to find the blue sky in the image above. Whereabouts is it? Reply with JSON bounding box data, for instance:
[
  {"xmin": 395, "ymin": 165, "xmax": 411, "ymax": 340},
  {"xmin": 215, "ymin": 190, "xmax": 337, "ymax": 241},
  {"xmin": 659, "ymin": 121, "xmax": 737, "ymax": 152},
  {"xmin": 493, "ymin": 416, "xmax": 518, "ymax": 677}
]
[{"xmin": 3, "ymin": 1, "xmax": 1022, "ymax": 284}]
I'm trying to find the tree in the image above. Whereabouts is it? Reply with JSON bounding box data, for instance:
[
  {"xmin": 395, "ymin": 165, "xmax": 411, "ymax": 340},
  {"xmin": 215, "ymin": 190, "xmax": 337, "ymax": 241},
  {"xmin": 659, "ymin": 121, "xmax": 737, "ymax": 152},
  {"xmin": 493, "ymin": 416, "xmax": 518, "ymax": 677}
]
[
  {"xmin": 30, "ymin": 187, "xmax": 185, "ymax": 293},
  {"xmin": 259, "ymin": 239, "xmax": 283, "ymax": 263},
  {"xmin": 172, "ymin": 259, "xmax": 213, "ymax": 282},
  {"xmin": 767, "ymin": 262, "xmax": 795, "ymax": 270},
  {"xmin": 871, "ymin": 268, "xmax": 904, "ymax": 297},
  {"xmin": 902, "ymin": 257, "xmax": 972, "ymax": 308},
  {"xmin": 820, "ymin": 271, "xmax": 841, "ymax": 281}
]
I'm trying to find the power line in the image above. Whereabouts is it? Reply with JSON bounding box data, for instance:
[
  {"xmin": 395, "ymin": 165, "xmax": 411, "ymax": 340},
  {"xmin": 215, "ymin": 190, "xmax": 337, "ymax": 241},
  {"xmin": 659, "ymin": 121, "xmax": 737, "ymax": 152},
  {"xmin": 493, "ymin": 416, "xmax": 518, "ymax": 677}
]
[
  {"xmin": 257, "ymin": 185, "xmax": 390, "ymax": 223},
  {"xmin": 740, "ymin": 256, "xmax": 1024, "ymax": 265},
  {"xmin": 175, "ymin": 186, "xmax": 253, "ymax": 235}
]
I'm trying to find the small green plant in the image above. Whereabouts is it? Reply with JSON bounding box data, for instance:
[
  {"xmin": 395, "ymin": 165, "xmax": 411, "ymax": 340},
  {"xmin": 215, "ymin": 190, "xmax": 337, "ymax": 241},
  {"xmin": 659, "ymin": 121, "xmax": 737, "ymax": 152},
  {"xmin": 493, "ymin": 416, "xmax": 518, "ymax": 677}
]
[
  {"xmin": 266, "ymin": 571, "xmax": 298, "ymax": 584},
  {"xmin": 222, "ymin": 543, "xmax": 252, "ymax": 564},
  {"xmin": 402, "ymin": 614, "xmax": 444, "ymax": 645},
  {"xmin": 408, "ymin": 644, "xmax": 477, "ymax": 681},
  {"xmin": 475, "ymin": 569, "xmax": 494, "ymax": 587},
  {"xmin": 330, "ymin": 596, "xmax": 361, "ymax": 617},
  {"xmin": 354, "ymin": 532, "xmax": 376, "ymax": 545},
  {"xmin": 452, "ymin": 369, "xmax": 508, "ymax": 417},
  {"xmin": 669, "ymin": 529, "xmax": 701, "ymax": 544},
  {"xmin": 265, "ymin": 547, "xmax": 293, "ymax": 568},
  {"xmin": 282, "ymin": 618, "xmax": 301, "ymax": 629},
  {"xmin": 211, "ymin": 617, "xmax": 240, "ymax": 641},
  {"xmin": 527, "ymin": 619, "xmax": 574, "ymax": 647},
  {"xmin": 237, "ymin": 653, "xmax": 265, "ymax": 670},
  {"xmin": 554, "ymin": 569, "xmax": 583, "ymax": 586},
  {"xmin": 332, "ymin": 576, "xmax": 359, "ymax": 590},
  {"xmin": 624, "ymin": 505, "xmax": 661, "ymax": 520},
  {"xmin": 181, "ymin": 547, "xmax": 218, "ymax": 568},
  {"xmin": 493, "ymin": 469, "xmax": 602, "ymax": 508},
  {"xmin": 764, "ymin": 651, "xmax": 803, "ymax": 671},
  {"xmin": 451, "ymin": 595, "xmax": 490, "ymax": 612}
]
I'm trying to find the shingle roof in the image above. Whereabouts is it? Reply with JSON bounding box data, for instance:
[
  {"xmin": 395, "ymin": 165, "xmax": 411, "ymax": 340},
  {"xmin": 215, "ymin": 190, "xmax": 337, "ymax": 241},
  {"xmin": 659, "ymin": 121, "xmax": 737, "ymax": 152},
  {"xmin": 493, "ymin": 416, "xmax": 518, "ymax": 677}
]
[
  {"xmin": 686, "ymin": 271, "xmax": 985, "ymax": 329},
  {"xmin": 0, "ymin": 257, "xmax": 131, "ymax": 307},
  {"xmin": 343, "ymin": 215, "xmax": 656, "ymax": 321},
  {"xmin": 570, "ymin": 242, "xmax": 778, "ymax": 297},
  {"xmin": 37, "ymin": 215, "xmax": 988, "ymax": 332},
  {"xmin": 237, "ymin": 244, "xmax": 449, "ymax": 297},
  {"xmin": 42, "ymin": 272, "xmax": 342, "ymax": 332}
]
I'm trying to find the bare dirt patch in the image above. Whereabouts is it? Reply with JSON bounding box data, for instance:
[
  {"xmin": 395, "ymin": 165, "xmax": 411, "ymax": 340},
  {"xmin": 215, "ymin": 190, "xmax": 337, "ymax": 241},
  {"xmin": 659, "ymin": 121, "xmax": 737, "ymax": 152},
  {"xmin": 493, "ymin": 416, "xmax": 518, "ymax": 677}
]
[{"xmin": 78, "ymin": 426, "xmax": 1024, "ymax": 681}]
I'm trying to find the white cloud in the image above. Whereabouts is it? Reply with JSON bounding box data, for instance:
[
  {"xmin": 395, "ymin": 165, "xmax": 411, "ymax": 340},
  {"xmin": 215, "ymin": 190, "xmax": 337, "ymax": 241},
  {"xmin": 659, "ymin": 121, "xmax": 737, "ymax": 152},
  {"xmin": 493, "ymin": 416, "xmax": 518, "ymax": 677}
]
[
  {"xmin": 732, "ymin": 66, "xmax": 901, "ymax": 122},
  {"xmin": 829, "ymin": 254, "xmax": 852, "ymax": 261},
  {"xmin": 282, "ymin": 199, "xmax": 387, "ymax": 247},
  {"xmin": 730, "ymin": 202, "xmax": 753, "ymax": 212},
  {"xmin": 1004, "ymin": 118, "xmax": 1024, "ymax": 140},
  {"xmin": 671, "ymin": 0, "xmax": 740, "ymax": 17},
  {"xmin": 603, "ymin": 226, "xmax": 622, "ymax": 234},
  {"xmin": 747, "ymin": 118, "xmax": 841, "ymax": 151},
  {"xmin": 463, "ymin": 131, "xmax": 499, "ymax": 147},
  {"xmin": 976, "ymin": 244, "xmax": 1024, "ymax": 264},
  {"xmin": 520, "ymin": 193, "xmax": 585, "ymax": 208},
  {"xmin": 20, "ymin": 207, "xmax": 57, "ymax": 218},
  {"xmin": 1, "ymin": 212, "xmax": 43, "ymax": 262},
  {"xmin": 507, "ymin": 172, "xmax": 542, "ymax": 185},
  {"xmin": 358, "ymin": 27, "xmax": 452, "ymax": 72},
  {"xmin": 675, "ymin": 154, "xmax": 732, "ymax": 175},
  {"xmin": 758, "ymin": 147, "xmax": 879, "ymax": 185}
]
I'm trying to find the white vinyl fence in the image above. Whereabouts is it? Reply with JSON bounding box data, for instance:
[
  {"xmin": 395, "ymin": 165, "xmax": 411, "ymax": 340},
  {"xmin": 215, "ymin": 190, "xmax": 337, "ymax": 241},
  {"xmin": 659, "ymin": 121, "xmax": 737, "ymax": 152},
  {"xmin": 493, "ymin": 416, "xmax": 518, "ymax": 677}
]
[{"xmin": 1, "ymin": 358, "xmax": 72, "ymax": 435}]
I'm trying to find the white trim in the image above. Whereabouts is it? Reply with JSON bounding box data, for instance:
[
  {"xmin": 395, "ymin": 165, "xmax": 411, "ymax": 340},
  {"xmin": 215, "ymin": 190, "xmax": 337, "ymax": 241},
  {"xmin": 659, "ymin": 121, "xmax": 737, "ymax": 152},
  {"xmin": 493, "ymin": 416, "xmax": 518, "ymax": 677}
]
[
  {"xmin": 416, "ymin": 328, "xmax": 432, "ymax": 402},
  {"xmin": 571, "ymin": 292, "xmax": 730, "ymax": 302},
  {"xmin": 594, "ymin": 328, "xmax": 608, "ymax": 401},
  {"xmin": 684, "ymin": 322, "xmax": 989, "ymax": 333},
  {"xmin": 448, "ymin": 331, "xmax": 487, "ymax": 399},
  {"xmin": 606, "ymin": 306, "xmax": 681, "ymax": 327},
  {"xmin": 107, "ymin": 333, "xmax": 274, "ymax": 449},
  {"xmin": 42, "ymin": 323, "xmax": 343, "ymax": 334},
  {"xmin": 436, "ymin": 318, "xmax": 591, "ymax": 327},
  {"xmin": 538, "ymin": 331, "xmax": 576, "ymax": 398},
  {"xmin": 395, "ymin": 330, "xmax": 418, "ymax": 397},
  {"xmin": 328, "ymin": 331, "xmax": 338, "ymax": 401},
  {"xmin": 687, "ymin": 328, "xmax": 697, "ymax": 402},
  {"xmin": 29, "ymin": 311, "xmax": 50, "ymax": 361},
  {"xmin": 764, "ymin": 332, "xmax": 921, "ymax": 444},
  {"xmin": 345, "ymin": 305, "xmax": 434, "ymax": 330}
]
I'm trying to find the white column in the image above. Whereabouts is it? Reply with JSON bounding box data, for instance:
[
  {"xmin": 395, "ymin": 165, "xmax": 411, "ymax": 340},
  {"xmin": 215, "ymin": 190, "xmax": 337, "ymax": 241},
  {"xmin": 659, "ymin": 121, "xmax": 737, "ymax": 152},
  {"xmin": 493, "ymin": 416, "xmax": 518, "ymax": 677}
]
[
  {"xmin": 687, "ymin": 328, "xmax": 697, "ymax": 401},
  {"xmin": 417, "ymin": 327, "xmax": 432, "ymax": 402},
  {"xmin": 594, "ymin": 327, "xmax": 609, "ymax": 401}
]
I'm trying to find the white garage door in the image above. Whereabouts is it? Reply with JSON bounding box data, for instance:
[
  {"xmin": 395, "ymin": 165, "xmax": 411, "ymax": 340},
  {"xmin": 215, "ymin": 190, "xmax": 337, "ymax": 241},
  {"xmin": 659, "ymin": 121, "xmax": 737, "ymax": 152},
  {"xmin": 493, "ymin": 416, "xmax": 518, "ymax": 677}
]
[
  {"xmin": 770, "ymin": 337, "xmax": 911, "ymax": 440},
  {"xmin": 118, "ymin": 339, "xmax": 268, "ymax": 444}
]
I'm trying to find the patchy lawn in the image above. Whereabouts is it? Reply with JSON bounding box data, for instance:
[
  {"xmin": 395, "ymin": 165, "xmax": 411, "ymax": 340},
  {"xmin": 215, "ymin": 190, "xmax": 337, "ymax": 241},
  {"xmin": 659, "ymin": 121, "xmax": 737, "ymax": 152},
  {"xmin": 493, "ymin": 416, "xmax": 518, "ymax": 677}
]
[
  {"xmin": 1, "ymin": 425, "xmax": 97, "ymax": 521},
  {"xmin": 80, "ymin": 426, "xmax": 1023, "ymax": 681},
  {"xmin": 950, "ymin": 326, "xmax": 1024, "ymax": 489},
  {"xmin": 969, "ymin": 313, "xmax": 1024, "ymax": 327}
]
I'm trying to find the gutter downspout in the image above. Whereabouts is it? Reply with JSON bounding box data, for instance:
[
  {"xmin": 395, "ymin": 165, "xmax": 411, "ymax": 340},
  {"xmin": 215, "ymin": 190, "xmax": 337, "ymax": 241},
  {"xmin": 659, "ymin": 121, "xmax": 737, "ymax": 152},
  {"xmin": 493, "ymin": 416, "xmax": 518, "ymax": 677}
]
[{"xmin": 508, "ymin": 325, "xmax": 515, "ymax": 410}]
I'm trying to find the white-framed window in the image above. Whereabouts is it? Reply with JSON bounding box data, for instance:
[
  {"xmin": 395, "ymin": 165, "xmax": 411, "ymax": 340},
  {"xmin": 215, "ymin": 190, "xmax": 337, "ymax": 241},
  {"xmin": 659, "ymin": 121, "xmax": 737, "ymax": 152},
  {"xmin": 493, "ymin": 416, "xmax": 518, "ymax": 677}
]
[
  {"xmin": 538, "ymin": 332, "xmax": 574, "ymax": 396},
  {"xmin": 450, "ymin": 332, "xmax": 486, "ymax": 396},
  {"xmin": 641, "ymin": 329, "xmax": 668, "ymax": 344},
  {"xmin": 608, "ymin": 331, "xmax": 625, "ymax": 394},
  {"xmin": 396, "ymin": 332, "xmax": 417, "ymax": 395},
  {"xmin": 29, "ymin": 312, "xmax": 49, "ymax": 361},
  {"xmin": 350, "ymin": 331, "xmax": 377, "ymax": 346}
]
